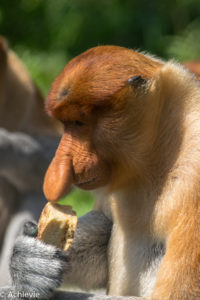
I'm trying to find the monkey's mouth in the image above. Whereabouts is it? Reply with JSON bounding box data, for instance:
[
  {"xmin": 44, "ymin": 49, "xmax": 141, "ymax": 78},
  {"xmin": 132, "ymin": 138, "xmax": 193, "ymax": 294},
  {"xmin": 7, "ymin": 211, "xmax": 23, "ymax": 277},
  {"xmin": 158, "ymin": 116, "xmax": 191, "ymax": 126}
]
[{"xmin": 76, "ymin": 176, "xmax": 98, "ymax": 189}]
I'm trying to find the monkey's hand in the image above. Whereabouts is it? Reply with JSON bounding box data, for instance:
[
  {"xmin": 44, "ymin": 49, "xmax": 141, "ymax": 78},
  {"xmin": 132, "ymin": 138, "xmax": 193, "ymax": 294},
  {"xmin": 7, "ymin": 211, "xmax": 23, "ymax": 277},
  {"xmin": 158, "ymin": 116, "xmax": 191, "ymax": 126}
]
[{"xmin": 10, "ymin": 221, "xmax": 68, "ymax": 299}]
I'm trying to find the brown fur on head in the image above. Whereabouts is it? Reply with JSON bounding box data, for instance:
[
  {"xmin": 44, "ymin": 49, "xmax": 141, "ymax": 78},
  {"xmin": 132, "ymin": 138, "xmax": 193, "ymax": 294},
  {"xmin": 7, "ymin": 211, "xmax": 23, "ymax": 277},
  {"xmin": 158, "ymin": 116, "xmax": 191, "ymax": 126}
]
[
  {"xmin": 0, "ymin": 36, "xmax": 61, "ymax": 136},
  {"xmin": 46, "ymin": 46, "xmax": 162, "ymax": 115},
  {"xmin": 44, "ymin": 46, "xmax": 163, "ymax": 202}
]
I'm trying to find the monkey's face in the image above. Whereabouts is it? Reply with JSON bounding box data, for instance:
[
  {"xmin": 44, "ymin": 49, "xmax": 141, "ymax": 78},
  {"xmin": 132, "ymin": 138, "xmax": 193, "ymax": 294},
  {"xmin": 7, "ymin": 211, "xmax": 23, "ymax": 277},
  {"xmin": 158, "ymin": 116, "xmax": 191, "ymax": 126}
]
[
  {"xmin": 43, "ymin": 118, "xmax": 111, "ymax": 202},
  {"xmin": 43, "ymin": 46, "xmax": 162, "ymax": 202}
]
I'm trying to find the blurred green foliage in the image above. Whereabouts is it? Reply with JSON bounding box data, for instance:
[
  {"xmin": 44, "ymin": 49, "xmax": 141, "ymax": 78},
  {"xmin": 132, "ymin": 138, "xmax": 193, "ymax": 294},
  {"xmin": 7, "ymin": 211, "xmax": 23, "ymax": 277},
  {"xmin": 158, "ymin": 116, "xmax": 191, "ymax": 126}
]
[
  {"xmin": 1, "ymin": 0, "xmax": 200, "ymax": 215},
  {"xmin": 59, "ymin": 189, "xmax": 95, "ymax": 218}
]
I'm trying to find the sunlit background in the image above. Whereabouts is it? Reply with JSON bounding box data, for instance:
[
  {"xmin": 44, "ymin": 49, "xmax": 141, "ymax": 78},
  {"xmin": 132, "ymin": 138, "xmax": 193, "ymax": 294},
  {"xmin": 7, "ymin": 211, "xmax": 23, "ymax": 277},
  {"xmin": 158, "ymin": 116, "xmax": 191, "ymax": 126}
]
[{"xmin": 1, "ymin": 0, "xmax": 200, "ymax": 216}]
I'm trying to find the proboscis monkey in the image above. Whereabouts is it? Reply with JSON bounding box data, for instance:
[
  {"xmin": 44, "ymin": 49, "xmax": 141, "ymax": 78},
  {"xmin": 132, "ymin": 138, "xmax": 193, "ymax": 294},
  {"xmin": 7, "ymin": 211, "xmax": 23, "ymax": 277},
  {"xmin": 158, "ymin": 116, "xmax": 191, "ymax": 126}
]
[{"xmin": 4, "ymin": 45, "xmax": 200, "ymax": 300}]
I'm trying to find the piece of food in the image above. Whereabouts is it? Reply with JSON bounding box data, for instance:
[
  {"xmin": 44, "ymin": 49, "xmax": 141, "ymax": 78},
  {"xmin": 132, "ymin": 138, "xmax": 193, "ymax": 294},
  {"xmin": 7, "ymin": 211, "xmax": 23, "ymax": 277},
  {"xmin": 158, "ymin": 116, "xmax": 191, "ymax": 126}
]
[{"xmin": 37, "ymin": 202, "xmax": 77, "ymax": 251}]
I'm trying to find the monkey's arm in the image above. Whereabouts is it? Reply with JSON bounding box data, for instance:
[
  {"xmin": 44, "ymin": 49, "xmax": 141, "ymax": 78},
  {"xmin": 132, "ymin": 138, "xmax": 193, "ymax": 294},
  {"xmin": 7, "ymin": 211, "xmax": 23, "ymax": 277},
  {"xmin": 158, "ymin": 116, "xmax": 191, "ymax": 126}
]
[
  {"xmin": 6, "ymin": 210, "xmax": 112, "ymax": 299},
  {"xmin": 63, "ymin": 210, "xmax": 112, "ymax": 290}
]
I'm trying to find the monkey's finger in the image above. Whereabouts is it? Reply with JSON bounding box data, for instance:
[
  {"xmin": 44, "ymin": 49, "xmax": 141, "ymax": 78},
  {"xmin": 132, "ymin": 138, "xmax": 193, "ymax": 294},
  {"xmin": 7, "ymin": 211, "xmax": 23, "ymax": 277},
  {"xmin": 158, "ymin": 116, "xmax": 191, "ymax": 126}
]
[
  {"xmin": 12, "ymin": 256, "xmax": 67, "ymax": 278},
  {"xmin": 23, "ymin": 221, "xmax": 38, "ymax": 237},
  {"xmin": 13, "ymin": 236, "xmax": 67, "ymax": 261},
  {"xmin": 25, "ymin": 271, "xmax": 62, "ymax": 290}
]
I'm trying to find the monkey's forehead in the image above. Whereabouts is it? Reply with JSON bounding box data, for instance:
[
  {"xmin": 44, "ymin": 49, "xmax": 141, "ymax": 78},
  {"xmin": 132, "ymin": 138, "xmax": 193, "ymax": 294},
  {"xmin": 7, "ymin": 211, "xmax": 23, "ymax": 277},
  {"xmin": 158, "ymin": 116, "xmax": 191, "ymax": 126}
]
[{"xmin": 46, "ymin": 46, "xmax": 162, "ymax": 117}]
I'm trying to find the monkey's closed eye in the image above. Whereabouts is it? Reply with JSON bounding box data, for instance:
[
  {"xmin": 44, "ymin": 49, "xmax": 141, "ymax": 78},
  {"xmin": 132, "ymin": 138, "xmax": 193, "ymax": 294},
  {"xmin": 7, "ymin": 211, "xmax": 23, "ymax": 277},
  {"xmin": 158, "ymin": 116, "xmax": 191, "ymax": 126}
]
[{"xmin": 59, "ymin": 88, "xmax": 69, "ymax": 99}]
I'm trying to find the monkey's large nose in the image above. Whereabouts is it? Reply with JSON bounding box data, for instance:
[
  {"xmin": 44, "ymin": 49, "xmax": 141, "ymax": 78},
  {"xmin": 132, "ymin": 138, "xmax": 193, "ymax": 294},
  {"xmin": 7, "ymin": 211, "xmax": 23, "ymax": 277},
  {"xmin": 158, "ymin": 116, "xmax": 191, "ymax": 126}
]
[
  {"xmin": 43, "ymin": 156, "xmax": 73, "ymax": 203},
  {"xmin": 43, "ymin": 136, "xmax": 73, "ymax": 203}
]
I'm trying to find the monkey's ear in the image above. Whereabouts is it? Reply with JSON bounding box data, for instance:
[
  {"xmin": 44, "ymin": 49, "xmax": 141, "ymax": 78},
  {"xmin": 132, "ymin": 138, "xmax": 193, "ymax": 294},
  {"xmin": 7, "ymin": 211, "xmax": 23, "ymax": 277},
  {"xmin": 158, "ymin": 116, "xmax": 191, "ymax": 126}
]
[{"xmin": 127, "ymin": 75, "xmax": 147, "ymax": 87}]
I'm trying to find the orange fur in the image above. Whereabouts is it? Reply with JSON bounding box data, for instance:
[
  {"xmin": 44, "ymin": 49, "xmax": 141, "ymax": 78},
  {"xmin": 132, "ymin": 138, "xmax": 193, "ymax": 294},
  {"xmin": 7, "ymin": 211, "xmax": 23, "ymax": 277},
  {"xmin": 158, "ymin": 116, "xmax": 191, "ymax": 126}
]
[{"xmin": 44, "ymin": 46, "xmax": 200, "ymax": 299}]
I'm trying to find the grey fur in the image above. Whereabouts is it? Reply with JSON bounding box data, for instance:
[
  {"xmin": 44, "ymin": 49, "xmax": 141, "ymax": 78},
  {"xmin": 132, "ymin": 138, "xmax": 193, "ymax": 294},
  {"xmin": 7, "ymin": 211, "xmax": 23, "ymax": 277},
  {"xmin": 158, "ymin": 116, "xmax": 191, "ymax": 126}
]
[
  {"xmin": 0, "ymin": 129, "xmax": 59, "ymax": 192},
  {"xmin": 0, "ymin": 129, "xmax": 60, "ymax": 286},
  {"xmin": 63, "ymin": 211, "xmax": 112, "ymax": 290},
  {"xmin": 1, "ymin": 211, "xmax": 112, "ymax": 299},
  {"xmin": 10, "ymin": 236, "xmax": 68, "ymax": 299}
]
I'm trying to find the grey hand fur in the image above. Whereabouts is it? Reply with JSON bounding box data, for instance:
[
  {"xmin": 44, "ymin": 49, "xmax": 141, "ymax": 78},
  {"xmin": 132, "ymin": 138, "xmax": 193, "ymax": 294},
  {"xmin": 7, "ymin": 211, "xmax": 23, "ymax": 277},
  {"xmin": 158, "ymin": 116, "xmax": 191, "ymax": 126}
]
[
  {"xmin": 4, "ymin": 211, "xmax": 112, "ymax": 299},
  {"xmin": 10, "ymin": 236, "xmax": 68, "ymax": 299}
]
